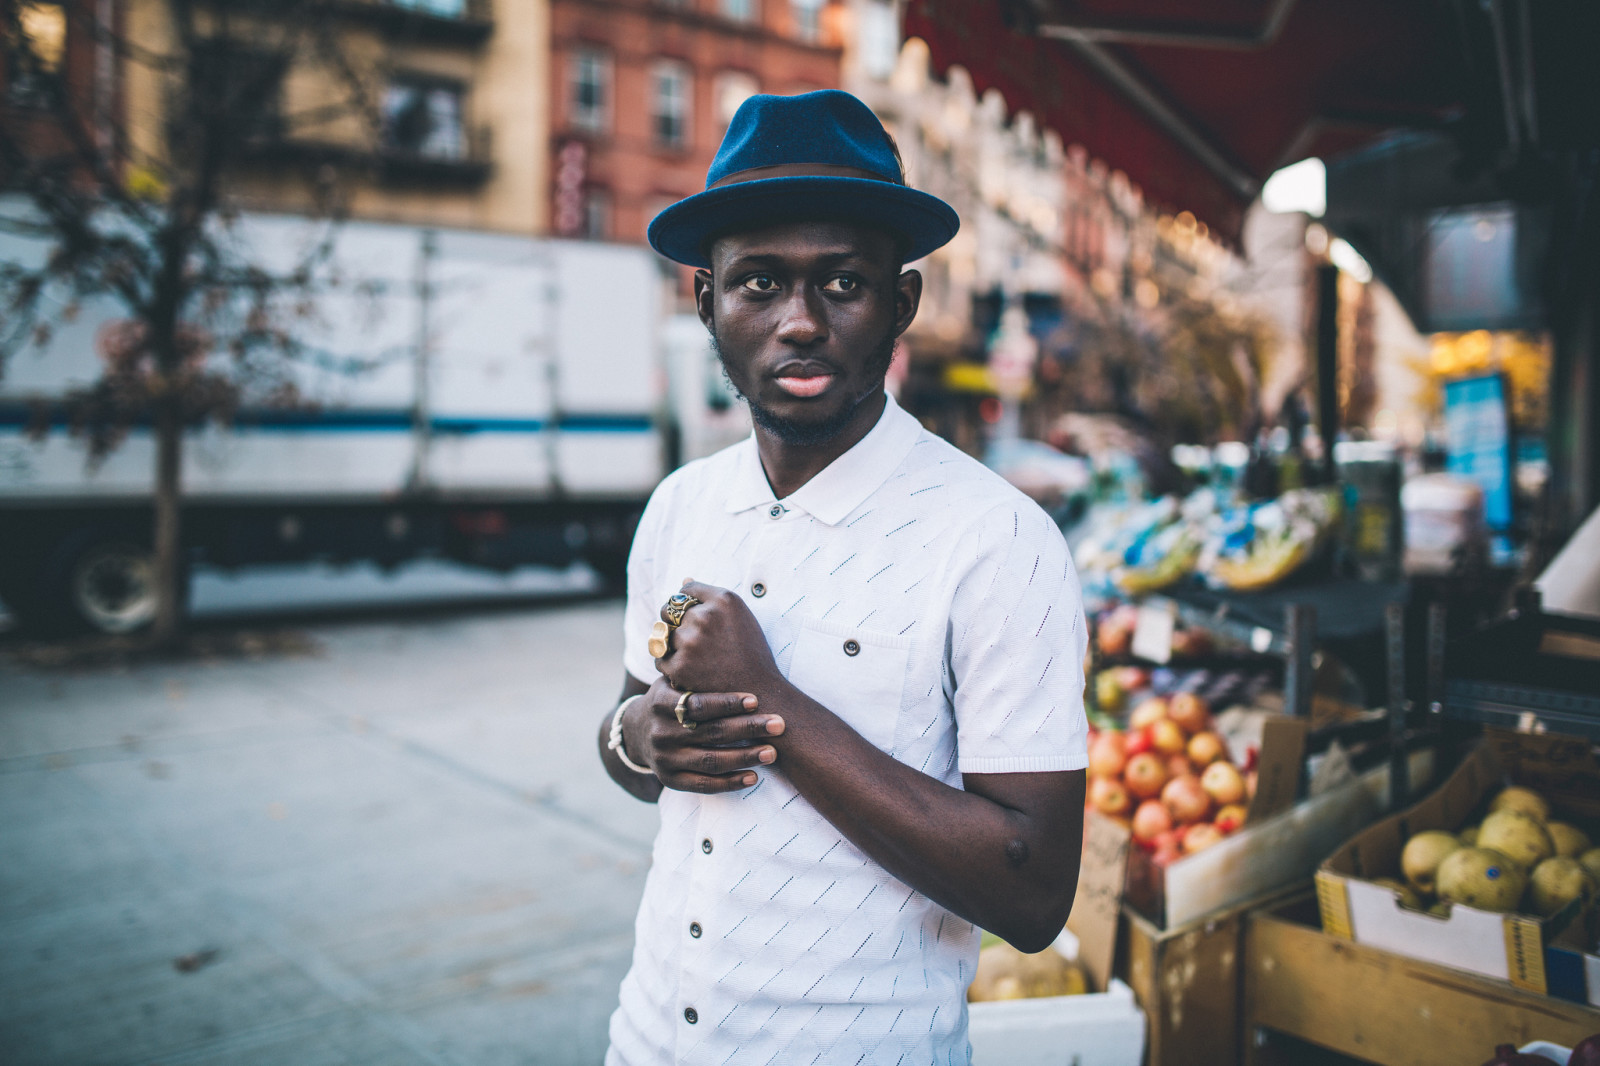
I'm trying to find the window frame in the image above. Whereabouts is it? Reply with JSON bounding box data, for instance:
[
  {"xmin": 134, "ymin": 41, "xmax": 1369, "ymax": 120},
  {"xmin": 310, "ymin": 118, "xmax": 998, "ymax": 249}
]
[
  {"xmin": 712, "ymin": 69, "xmax": 759, "ymax": 130},
  {"xmin": 718, "ymin": 0, "xmax": 758, "ymax": 25},
  {"xmin": 568, "ymin": 44, "xmax": 612, "ymax": 135},
  {"xmin": 650, "ymin": 59, "xmax": 692, "ymax": 150},
  {"xmin": 5, "ymin": 1, "xmax": 69, "ymax": 109},
  {"xmin": 381, "ymin": 73, "xmax": 469, "ymax": 161}
]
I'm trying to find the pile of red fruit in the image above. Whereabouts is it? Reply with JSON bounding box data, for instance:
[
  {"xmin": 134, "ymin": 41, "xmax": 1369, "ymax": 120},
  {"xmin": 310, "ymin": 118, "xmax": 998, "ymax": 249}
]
[{"xmin": 1086, "ymin": 692, "xmax": 1259, "ymax": 867}]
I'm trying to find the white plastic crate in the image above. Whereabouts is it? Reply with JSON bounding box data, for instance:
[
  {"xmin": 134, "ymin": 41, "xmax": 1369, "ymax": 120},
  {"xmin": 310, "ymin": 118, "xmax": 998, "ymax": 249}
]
[{"xmin": 967, "ymin": 931, "xmax": 1146, "ymax": 1066}]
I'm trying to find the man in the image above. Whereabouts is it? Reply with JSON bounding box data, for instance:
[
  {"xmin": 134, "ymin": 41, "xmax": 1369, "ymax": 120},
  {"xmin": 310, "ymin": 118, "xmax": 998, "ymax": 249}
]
[{"xmin": 598, "ymin": 90, "xmax": 1088, "ymax": 1065}]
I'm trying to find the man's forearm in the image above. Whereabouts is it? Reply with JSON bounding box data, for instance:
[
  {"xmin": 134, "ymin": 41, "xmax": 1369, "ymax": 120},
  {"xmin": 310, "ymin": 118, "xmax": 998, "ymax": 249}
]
[{"xmin": 766, "ymin": 684, "xmax": 1084, "ymax": 952}]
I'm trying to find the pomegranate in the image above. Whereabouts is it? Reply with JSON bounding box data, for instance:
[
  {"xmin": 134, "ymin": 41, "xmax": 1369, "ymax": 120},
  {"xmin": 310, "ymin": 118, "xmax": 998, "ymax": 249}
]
[
  {"xmin": 1129, "ymin": 698, "xmax": 1169, "ymax": 730},
  {"xmin": 1150, "ymin": 718, "xmax": 1188, "ymax": 756},
  {"xmin": 1182, "ymin": 822, "xmax": 1226, "ymax": 854},
  {"xmin": 1088, "ymin": 776, "xmax": 1132, "ymax": 817},
  {"xmin": 1088, "ymin": 732, "xmax": 1128, "ymax": 779},
  {"xmin": 1097, "ymin": 607, "xmax": 1137, "ymax": 656},
  {"xmin": 1187, "ymin": 731, "xmax": 1227, "ymax": 767},
  {"xmin": 1112, "ymin": 666, "xmax": 1150, "ymax": 691},
  {"xmin": 1123, "ymin": 752, "xmax": 1169, "ymax": 799},
  {"xmin": 1131, "ymin": 799, "xmax": 1173, "ymax": 844},
  {"xmin": 1162, "ymin": 773, "xmax": 1212, "ymax": 825},
  {"xmin": 1201, "ymin": 760, "xmax": 1247, "ymax": 806},
  {"xmin": 1168, "ymin": 691, "xmax": 1211, "ymax": 734},
  {"xmin": 1214, "ymin": 803, "xmax": 1249, "ymax": 833}
]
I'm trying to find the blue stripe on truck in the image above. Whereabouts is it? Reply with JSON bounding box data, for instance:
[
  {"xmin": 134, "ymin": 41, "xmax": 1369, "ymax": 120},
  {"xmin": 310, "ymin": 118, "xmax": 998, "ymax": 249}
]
[{"xmin": 0, "ymin": 405, "xmax": 655, "ymax": 434}]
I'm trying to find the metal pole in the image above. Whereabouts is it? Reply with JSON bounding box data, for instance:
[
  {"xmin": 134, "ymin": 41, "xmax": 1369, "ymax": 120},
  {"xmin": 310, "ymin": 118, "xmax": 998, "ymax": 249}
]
[
  {"xmin": 407, "ymin": 229, "xmax": 436, "ymax": 495},
  {"xmin": 1386, "ymin": 601, "xmax": 1410, "ymax": 809},
  {"xmin": 1314, "ymin": 262, "xmax": 1340, "ymax": 483},
  {"xmin": 1284, "ymin": 604, "xmax": 1317, "ymax": 718}
]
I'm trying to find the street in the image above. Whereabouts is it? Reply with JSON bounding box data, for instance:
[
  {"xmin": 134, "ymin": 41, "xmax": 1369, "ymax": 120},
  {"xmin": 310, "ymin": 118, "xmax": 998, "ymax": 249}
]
[{"xmin": 0, "ymin": 590, "xmax": 656, "ymax": 1066}]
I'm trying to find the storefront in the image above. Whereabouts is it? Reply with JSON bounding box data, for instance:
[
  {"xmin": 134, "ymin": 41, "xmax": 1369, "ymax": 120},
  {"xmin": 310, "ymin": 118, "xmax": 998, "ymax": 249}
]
[{"xmin": 903, "ymin": 2, "xmax": 1600, "ymax": 1061}]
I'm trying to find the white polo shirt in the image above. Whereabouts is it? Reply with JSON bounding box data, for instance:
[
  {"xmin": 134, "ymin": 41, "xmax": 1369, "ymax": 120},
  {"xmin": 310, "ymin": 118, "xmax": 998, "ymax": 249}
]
[{"xmin": 607, "ymin": 395, "xmax": 1089, "ymax": 1066}]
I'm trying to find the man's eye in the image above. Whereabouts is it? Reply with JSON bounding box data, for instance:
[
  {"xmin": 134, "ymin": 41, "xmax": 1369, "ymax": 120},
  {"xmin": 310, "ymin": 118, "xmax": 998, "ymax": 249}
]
[
  {"xmin": 743, "ymin": 276, "xmax": 779, "ymax": 292},
  {"xmin": 822, "ymin": 276, "xmax": 858, "ymax": 293}
]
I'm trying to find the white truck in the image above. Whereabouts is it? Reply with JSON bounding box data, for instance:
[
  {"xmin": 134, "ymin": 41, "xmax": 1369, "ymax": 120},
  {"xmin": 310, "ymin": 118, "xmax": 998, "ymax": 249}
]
[{"xmin": 0, "ymin": 211, "xmax": 745, "ymax": 635}]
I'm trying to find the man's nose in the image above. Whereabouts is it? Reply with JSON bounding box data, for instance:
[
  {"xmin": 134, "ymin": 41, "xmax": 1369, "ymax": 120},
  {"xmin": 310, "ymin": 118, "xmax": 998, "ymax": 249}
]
[{"xmin": 775, "ymin": 288, "xmax": 827, "ymax": 346}]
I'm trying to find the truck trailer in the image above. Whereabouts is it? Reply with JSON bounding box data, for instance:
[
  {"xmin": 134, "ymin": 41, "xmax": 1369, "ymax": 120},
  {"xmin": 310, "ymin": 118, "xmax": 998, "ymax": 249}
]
[{"xmin": 0, "ymin": 211, "xmax": 684, "ymax": 635}]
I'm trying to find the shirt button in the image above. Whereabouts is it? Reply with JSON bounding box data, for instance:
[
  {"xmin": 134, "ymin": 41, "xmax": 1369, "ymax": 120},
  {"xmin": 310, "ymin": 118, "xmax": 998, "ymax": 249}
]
[
  {"xmin": 701, "ymin": 838, "xmax": 713, "ymax": 854},
  {"xmin": 690, "ymin": 922, "xmax": 702, "ymax": 938},
  {"xmin": 751, "ymin": 582, "xmax": 766, "ymax": 598},
  {"xmin": 843, "ymin": 639, "xmax": 861, "ymax": 656},
  {"xmin": 684, "ymin": 1007, "xmax": 698, "ymax": 1024},
  {"xmin": 768, "ymin": 504, "xmax": 783, "ymax": 519}
]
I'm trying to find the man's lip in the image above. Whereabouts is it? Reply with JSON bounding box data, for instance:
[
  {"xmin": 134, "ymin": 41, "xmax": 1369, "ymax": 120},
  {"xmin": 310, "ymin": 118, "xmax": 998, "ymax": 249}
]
[
  {"xmin": 774, "ymin": 373, "xmax": 836, "ymax": 398},
  {"xmin": 771, "ymin": 359, "xmax": 837, "ymax": 378}
]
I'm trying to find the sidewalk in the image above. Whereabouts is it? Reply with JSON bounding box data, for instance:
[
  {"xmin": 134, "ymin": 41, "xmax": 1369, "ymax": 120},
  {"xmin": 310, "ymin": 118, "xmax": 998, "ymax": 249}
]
[{"xmin": 0, "ymin": 600, "xmax": 655, "ymax": 1066}]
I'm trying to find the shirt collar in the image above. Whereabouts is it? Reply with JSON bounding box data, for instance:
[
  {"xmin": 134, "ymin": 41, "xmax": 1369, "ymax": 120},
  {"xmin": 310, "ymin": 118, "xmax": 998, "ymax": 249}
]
[{"xmin": 723, "ymin": 393, "xmax": 923, "ymax": 526}]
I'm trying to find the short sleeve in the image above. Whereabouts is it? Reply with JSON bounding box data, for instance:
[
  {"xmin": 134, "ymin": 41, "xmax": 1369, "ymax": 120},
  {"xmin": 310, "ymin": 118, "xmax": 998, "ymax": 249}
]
[
  {"xmin": 622, "ymin": 481, "xmax": 672, "ymax": 685},
  {"xmin": 949, "ymin": 501, "xmax": 1089, "ymax": 774}
]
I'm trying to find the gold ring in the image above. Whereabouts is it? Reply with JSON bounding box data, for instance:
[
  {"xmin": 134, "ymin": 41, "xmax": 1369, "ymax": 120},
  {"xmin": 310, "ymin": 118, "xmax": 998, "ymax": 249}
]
[
  {"xmin": 647, "ymin": 620, "xmax": 671, "ymax": 660},
  {"xmin": 674, "ymin": 690, "xmax": 697, "ymax": 730},
  {"xmin": 663, "ymin": 591, "xmax": 700, "ymax": 628}
]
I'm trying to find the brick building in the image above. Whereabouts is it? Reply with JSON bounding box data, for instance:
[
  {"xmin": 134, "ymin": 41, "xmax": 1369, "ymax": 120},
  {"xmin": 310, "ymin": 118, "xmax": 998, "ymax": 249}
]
[{"xmin": 549, "ymin": 0, "xmax": 843, "ymax": 251}]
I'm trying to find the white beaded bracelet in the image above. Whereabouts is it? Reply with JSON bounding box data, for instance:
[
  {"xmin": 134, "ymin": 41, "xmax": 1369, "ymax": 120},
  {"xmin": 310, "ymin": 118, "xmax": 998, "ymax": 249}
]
[{"xmin": 608, "ymin": 694, "xmax": 654, "ymax": 775}]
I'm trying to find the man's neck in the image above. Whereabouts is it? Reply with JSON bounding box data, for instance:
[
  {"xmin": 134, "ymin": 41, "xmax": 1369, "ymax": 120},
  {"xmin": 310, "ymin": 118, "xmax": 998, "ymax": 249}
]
[{"xmin": 756, "ymin": 390, "xmax": 888, "ymax": 500}]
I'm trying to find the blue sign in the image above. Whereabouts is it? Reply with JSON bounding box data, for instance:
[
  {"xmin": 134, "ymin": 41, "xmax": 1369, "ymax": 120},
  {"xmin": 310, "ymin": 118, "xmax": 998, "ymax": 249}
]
[{"xmin": 1443, "ymin": 374, "xmax": 1513, "ymax": 531}]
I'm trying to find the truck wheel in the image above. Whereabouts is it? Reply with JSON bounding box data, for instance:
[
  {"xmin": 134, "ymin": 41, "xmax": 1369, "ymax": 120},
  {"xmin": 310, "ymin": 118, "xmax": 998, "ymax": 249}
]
[{"xmin": 33, "ymin": 529, "xmax": 189, "ymax": 637}]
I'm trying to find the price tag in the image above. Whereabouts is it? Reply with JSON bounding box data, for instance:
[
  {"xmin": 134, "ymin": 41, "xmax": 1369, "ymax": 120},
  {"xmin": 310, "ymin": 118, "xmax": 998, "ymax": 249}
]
[
  {"xmin": 1066, "ymin": 812, "xmax": 1131, "ymax": 992},
  {"xmin": 1251, "ymin": 626, "xmax": 1274, "ymax": 653},
  {"xmin": 1131, "ymin": 604, "xmax": 1176, "ymax": 664}
]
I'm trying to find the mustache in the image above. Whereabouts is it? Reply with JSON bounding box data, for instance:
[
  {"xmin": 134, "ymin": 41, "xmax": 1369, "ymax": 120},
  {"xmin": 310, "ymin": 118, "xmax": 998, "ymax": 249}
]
[{"xmin": 708, "ymin": 327, "xmax": 897, "ymax": 448}]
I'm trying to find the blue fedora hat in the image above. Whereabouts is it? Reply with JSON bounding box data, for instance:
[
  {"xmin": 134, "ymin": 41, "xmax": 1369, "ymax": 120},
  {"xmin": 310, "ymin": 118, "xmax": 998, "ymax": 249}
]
[{"xmin": 647, "ymin": 90, "xmax": 959, "ymax": 269}]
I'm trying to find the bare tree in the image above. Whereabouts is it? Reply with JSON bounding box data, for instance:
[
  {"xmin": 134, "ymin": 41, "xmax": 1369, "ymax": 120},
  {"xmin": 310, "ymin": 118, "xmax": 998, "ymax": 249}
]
[{"xmin": 1, "ymin": 0, "xmax": 381, "ymax": 646}]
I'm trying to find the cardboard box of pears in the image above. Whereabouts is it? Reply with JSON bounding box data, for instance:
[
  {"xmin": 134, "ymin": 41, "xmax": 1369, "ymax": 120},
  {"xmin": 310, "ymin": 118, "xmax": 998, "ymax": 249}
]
[{"xmin": 1317, "ymin": 729, "xmax": 1600, "ymax": 997}]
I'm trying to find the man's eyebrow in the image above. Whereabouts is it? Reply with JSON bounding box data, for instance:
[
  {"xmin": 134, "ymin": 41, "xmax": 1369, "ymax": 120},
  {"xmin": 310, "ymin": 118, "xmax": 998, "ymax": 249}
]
[{"xmin": 722, "ymin": 249, "xmax": 880, "ymax": 271}]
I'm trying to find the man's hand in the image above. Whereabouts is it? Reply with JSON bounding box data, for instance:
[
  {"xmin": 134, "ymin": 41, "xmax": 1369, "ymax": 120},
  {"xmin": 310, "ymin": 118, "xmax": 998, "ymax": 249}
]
[
  {"xmin": 655, "ymin": 580, "xmax": 785, "ymax": 697},
  {"xmin": 623, "ymin": 675, "xmax": 786, "ymax": 794}
]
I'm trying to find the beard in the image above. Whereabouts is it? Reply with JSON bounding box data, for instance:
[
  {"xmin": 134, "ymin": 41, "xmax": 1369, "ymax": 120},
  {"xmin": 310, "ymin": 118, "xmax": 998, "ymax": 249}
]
[{"xmin": 710, "ymin": 325, "xmax": 898, "ymax": 448}]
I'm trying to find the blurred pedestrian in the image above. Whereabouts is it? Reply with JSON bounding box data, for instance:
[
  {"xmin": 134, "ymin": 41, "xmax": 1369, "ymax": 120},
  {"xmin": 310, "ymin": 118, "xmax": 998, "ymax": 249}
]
[{"xmin": 598, "ymin": 90, "xmax": 1089, "ymax": 1065}]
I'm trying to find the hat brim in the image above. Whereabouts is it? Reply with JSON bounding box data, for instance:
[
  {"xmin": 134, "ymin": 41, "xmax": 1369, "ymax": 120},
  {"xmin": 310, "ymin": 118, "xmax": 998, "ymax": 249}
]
[{"xmin": 647, "ymin": 176, "xmax": 960, "ymax": 269}]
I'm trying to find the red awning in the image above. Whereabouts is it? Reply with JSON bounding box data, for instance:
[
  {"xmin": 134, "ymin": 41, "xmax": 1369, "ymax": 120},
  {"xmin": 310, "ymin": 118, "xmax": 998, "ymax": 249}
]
[{"xmin": 902, "ymin": 0, "xmax": 1465, "ymax": 244}]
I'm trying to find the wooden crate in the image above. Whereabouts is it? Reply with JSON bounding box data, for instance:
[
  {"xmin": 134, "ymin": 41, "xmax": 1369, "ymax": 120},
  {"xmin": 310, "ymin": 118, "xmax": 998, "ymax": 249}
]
[
  {"xmin": 1244, "ymin": 895, "xmax": 1600, "ymax": 1066},
  {"xmin": 1116, "ymin": 886, "xmax": 1304, "ymax": 1066}
]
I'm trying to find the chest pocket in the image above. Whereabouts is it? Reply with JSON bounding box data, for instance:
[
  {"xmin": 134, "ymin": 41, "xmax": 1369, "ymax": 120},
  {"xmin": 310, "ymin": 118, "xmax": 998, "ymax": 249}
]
[{"xmin": 786, "ymin": 617, "xmax": 912, "ymax": 753}]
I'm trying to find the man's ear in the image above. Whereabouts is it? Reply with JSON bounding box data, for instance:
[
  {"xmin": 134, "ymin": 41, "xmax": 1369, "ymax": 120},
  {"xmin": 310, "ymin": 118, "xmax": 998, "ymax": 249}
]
[
  {"xmin": 694, "ymin": 269, "xmax": 715, "ymax": 330},
  {"xmin": 894, "ymin": 269, "xmax": 923, "ymax": 338}
]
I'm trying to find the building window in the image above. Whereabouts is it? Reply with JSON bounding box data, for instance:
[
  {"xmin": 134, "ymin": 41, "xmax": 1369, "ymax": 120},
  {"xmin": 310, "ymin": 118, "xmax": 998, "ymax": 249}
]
[
  {"xmin": 720, "ymin": 0, "xmax": 757, "ymax": 24},
  {"xmin": 583, "ymin": 188, "xmax": 610, "ymax": 240},
  {"xmin": 790, "ymin": 0, "xmax": 823, "ymax": 44},
  {"xmin": 713, "ymin": 71, "xmax": 758, "ymax": 129},
  {"xmin": 5, "ymin": 2, "xmax": 67, "ymax": 107},
  {"xmin": 389, "ymin": 0, "xmax": 467, "ymax": 16},
  {"xmin": 569, "ymin": 47, "xmax": 611, "ymax": 133},
  {"xmin": 651, "ymin": 61, "xmax": 690, "ymax": 149},
  {"xmin": 382, "ymin": 77, "xmax": 466, "ymax": 160},
  {"xmin": 189, "ymin": 40, "xmax": 286, "ymax": 139}
]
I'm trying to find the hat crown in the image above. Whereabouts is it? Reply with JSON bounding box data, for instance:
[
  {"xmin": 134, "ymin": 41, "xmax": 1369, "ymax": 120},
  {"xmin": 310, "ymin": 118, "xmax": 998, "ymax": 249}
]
[{"xmin": 706, "ymin": 90, "xmax": 903, "ymax": 190}]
